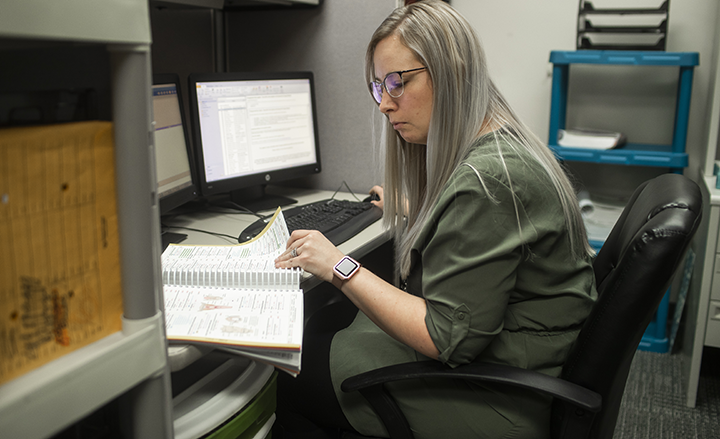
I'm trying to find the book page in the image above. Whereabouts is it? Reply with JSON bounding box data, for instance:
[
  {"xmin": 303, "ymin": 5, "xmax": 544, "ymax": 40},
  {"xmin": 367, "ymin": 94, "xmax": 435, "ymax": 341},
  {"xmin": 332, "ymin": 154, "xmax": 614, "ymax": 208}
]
[
  {"xmin": 162, "ymin": 207, "xmax": 301, "ymax": 289},
  {"xmin": 164, "ymin": 286, "xmax": 303, "ymax": 351},
  {"xmin": 218, "ymin": 346, "xmax": 301, "ymax": 377}
]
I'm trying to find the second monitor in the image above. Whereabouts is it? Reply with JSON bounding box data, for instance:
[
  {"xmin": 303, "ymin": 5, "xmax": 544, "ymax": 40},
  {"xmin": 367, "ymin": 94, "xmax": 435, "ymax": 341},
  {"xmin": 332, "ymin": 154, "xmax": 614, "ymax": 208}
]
[{"xmin": 188, "ymin": 71, "xmax": 322, "ymax": 212}]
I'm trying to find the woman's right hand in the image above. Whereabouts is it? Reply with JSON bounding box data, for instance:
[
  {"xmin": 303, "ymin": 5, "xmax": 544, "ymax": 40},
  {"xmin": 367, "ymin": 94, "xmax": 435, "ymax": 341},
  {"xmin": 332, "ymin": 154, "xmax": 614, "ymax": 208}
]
[{"xmin": 369, "ymin": 185, "xmax": 384, "ymax": 210}]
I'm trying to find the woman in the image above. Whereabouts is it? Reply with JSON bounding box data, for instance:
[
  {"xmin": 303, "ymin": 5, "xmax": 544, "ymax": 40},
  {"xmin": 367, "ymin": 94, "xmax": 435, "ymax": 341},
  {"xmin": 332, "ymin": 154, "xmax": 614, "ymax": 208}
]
[{"xmin": 275, "ymin": 1, "xmax": 597, "ymax": 438}]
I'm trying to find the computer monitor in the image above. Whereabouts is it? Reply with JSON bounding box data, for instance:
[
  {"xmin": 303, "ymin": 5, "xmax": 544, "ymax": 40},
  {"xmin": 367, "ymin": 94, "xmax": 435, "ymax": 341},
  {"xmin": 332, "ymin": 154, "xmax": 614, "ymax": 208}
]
[
  {"xmin": 152, "ymin": 73, "xmax": 198, "ymax": 245},
  {"xmin": 187, "ymin": 71, "xmax": 322, "ymax": 212}
]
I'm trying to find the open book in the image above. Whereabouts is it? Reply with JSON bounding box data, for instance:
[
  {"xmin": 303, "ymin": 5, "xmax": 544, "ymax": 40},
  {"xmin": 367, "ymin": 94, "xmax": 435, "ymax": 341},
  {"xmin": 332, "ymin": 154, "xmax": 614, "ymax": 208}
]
[{"xmin": 162, "ymin": 208, "xmax": 304, "ymax": 376}]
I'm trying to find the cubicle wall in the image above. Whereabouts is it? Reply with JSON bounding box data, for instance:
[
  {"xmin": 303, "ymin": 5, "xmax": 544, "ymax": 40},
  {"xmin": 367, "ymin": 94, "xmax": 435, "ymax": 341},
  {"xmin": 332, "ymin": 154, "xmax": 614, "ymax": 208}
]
[{"xmin": 150, "ymin": 0, "xmax": 396, "ymax": 195}]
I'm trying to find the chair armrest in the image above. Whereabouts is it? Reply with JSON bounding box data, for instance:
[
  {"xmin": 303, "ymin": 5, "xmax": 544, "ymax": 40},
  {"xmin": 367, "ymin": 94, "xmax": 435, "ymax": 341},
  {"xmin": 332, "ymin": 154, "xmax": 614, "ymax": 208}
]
[
  {"xmin": 342, "ymin": 360, "xmax": 601, "ymax": 413},
  {"xmin": 341, "ymin": 360, "xmax": 602, "ymax": 439}
]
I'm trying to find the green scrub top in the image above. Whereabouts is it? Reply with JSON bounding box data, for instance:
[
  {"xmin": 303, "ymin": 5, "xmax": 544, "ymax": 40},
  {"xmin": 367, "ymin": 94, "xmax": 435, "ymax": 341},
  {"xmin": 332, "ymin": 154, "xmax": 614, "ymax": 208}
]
[{"xmin": 330, "ymin": 134, "xmax": 597, "ymax": 439}]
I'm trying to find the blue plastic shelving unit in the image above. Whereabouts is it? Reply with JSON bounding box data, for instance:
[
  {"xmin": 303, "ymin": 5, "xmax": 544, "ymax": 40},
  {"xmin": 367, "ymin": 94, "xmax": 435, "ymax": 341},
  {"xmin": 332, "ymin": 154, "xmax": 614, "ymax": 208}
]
[
  {"xmin": 551, "ymin": 50, "xmax": 699, "ymax": 353},
  {"xmin": 548, "ymin": 50, "xmax": 698, "ymax": 173}
]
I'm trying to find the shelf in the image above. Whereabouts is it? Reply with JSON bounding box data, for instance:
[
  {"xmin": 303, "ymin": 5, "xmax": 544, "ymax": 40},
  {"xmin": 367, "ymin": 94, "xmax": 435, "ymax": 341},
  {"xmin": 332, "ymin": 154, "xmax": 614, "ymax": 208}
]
[
  {"xmin": 0, "ymin": 314, "xmax": 167, "ymax": 439},
  {"xmin": 224, "ymin": 0, "xmax": 320, "ymax": 9},
  {"xmin": 0, "ymin": 0, "xmax": 150, "ymax": 44},
  {"xmin": 550, "ymin": 50, "xmax": 698, "ymax": 66},
  {"xmin": 576, "ymin": 1, "xmax": 670, "ymax": 51},
  {"xmin": 548, "ymin": 50, "xmax": 699, "ymax": 167},
  {"xmin": 579, "ymin": 0, "xmax": 669, "ymax": 16},
  {"xmin": 549, "ymin": 143, "xmax": 688, "ymax": 168},
  {"xmin": 151, "ymin": 0, "xmax": 225, "ymax": 9},
  {"xmin": 150, "ymin": 0, "xmax": 321, "ymax": 9},
  {"xmin": 580, "ymin": 21, "xmax": 667, "ymax": 35},
  {"xmin": 1, "ymin": 1, "xmax": 171, "ymax": 437}
]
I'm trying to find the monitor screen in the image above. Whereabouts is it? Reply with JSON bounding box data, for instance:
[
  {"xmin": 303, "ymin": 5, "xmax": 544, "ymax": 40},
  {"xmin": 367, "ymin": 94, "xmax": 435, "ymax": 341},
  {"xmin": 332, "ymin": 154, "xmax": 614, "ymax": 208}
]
[
  {"xmin": 152, "ymin": 74, "xmax": 197, "ymax": 215},
  {"xmin": 188, "ymin": 71, "xmax": 321, "ymax": 211}
]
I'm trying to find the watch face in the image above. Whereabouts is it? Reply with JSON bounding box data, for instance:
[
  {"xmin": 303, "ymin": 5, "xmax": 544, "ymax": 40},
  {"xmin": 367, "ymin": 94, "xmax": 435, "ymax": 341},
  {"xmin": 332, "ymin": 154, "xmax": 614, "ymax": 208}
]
[{"xmin": 335, "ymin": 257, "xmax": 359, "ymax": 278}]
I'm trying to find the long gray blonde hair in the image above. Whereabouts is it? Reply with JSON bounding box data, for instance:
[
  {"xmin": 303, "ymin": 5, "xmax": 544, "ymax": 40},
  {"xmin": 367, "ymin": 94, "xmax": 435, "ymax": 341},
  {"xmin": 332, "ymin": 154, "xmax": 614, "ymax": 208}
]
[{"xmin": 366, "ymin": 0, "xmax": 593, "ymax": 278}]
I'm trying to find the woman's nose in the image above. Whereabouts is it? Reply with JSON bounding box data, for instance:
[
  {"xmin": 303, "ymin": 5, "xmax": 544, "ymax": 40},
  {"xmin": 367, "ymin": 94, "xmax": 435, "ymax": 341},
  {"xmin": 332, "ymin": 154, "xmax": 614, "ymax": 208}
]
[{"xmin": 378, "ymin": 89, "xmax": 395, "ymax": 113}]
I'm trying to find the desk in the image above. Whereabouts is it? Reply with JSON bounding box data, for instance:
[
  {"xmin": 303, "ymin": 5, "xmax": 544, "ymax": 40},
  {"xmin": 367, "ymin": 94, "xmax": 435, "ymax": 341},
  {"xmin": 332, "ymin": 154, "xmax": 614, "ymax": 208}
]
[{"xmin": 163, "ymin": 186, "xmax": 391, "ymax": 371}]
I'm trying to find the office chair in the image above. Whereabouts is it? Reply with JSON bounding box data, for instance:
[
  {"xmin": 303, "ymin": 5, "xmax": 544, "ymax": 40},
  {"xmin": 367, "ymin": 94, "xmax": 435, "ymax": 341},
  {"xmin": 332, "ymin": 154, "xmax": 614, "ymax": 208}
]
[{"xmin": 340, "ymin": 173, "xmax": 702, "ymax": 439}]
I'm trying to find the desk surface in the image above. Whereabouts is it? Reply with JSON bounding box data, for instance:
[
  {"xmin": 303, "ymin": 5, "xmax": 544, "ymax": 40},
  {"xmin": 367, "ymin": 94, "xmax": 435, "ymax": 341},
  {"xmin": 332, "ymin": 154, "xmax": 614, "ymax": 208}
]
[
  {"xmin": 706, "ymin": 176, "xmax": 720, "ymax": 206},
  {"xmin": 163, "ymin": 186, "xmax": 389, "ymax": 371}
]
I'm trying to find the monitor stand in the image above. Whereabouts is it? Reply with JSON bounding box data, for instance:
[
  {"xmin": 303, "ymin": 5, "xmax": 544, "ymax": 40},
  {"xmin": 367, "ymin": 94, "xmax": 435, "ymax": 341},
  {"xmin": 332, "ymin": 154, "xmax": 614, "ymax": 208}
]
[{"xmin": 229, "ymin": 185, "xmax": 297, "ymax": 212}]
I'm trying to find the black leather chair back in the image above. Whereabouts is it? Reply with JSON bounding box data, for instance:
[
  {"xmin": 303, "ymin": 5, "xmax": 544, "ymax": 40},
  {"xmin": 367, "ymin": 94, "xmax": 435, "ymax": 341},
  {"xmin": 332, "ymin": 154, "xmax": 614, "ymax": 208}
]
[{"xmin": 552, "ymin": 173, "xmax": 702, "ymax": 439}]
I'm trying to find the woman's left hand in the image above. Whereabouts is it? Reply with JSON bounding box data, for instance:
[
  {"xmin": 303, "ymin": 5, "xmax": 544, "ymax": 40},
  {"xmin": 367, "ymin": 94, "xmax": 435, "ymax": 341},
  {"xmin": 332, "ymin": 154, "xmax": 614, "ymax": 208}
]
[{"xmin": 275, "ymin": 230, "xmax": 345, "ymax": 283}]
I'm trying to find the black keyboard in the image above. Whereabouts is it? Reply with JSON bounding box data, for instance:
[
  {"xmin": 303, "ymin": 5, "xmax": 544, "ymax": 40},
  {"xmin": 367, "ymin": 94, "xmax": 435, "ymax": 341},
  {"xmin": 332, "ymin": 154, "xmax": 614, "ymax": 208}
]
[
  {"xmin": 238, "ymin": 199, "xmax": 383, "ymax": 246},
  {"xmin": 238, "ymin": 199, "xmax": 382, "ymax": 245}
]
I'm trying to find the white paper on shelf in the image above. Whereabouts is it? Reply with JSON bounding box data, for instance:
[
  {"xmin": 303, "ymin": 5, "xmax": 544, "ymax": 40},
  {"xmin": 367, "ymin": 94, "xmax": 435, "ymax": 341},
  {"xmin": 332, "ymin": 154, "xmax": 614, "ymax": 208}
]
[{"xmin": 558, "ymin": 128, "xmax": 625, "ymax": 149}]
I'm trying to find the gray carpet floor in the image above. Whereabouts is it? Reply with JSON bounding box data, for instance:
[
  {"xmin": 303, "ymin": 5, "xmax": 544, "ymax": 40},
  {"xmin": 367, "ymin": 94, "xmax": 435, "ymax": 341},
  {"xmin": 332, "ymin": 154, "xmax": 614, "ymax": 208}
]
[{"xmin": 613, "ymin": 347, "xmax": 720, "ymax": 438}]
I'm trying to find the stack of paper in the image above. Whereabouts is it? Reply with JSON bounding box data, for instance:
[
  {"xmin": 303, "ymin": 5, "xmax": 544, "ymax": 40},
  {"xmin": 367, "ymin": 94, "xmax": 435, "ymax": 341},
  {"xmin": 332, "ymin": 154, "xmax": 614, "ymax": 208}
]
[{"xmin": 558, "ymin": 128, "xmax": 626, "ymax": 150}]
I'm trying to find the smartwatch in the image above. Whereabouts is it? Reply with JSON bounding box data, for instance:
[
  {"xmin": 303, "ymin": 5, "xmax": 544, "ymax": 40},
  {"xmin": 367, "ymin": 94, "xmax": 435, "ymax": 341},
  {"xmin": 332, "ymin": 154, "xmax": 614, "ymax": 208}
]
[{"xmin": 333, "ymin": 256, "xmax": 361, "ymax": 280}]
